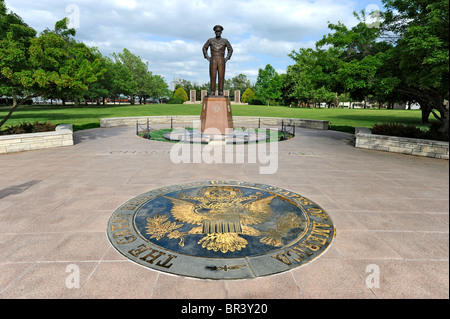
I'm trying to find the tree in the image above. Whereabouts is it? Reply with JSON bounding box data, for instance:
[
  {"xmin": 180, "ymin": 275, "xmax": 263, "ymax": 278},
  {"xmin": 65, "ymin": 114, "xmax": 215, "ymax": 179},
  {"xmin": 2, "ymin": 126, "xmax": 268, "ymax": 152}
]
[
  {"xmin": 174, "ymin": 79, "xmax": 195, "ymax": 95},
  {"xmin": 0, "ymin": 11, "xmax": 104, "ymax": 128},
  {"xmin": 150, "ymin": 74, "xmax": 171, "ymax": 101},
  {"xmin": 241, "ymin": 88, "xmax": 255, "ymax": 103},
  {"xmin": 255, "ymin": 64, "xmax": 283, "ymax": 105},
  {"xmin": 173, "ymin": 87, "xmax": 188, "ymax": 102},
  {"xmin": 316, "ymin": 14, "xmax": 398, "ymax": 107},
  {"xmin": 225, "ymin": 74, "xmax": 251, "ymax": 94},
  {"xmin": 0, "ymin": 0, "xmax": 37, "ymax": 107},
  {"xmin": 381, "ymin": 0, "xmax": 449, "ymax": 133},
  {"xmin": 112, "ymin": 48, "xmax": 150, "ymax": 105},
  {"xmin": 109, "ymin": 57, "xmax": 136, "ymax": 104},
  {"xmin": 85, "ymin": 50, "xmax": 169, "ymax": 105},
  {"xmin": 285, "ymin": 49, "xmax": 319, "ymax": 106},
  {"xmin": 84, "ymin": 49, "xmax": 113, "ymax": 105}
]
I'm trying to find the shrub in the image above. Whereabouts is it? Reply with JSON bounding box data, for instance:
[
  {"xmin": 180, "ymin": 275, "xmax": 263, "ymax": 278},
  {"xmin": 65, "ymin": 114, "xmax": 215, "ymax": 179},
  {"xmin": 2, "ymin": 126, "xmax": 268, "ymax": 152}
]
[
  {"xmin": 173, "ymin": 87, "xmax": 188, "ymax": 102},
  {"xmin": 248, "ymin": 97, "xmax": 264, "ymax": 105},
  {"xmin": 166, "ymin": 97, "xmax": 184, "ymax": 104},
  {"xmin": 242, "ymin": 88, "xmax": 255, "ymax": 103},
  {"xmin": 371, "ymin": 123, "xmax": 424, "ymax": 138},
  {"xmin": 0, "ymin": 121, "xmax": 56, "ymax": 135},
  {"xmin": 371, "ymin": 123, "xmax": 449, "ymax": 141}
]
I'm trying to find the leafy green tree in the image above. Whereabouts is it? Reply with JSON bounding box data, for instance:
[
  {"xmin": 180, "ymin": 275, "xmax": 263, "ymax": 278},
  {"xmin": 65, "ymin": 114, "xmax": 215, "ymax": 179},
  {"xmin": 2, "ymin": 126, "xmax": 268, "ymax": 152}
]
[
  {"xmin": 0, "ymin": 10, "xmax": 104, "ymax": 128},
  {"xmin": 316, "ymin": 14, "xmax": 397, "ymax": 106},
  {"xmin": 285, "ymin": 49, "xmax": 319, "ymax": 106},
  {"xmin": 150, "ymin": 74, "xmax": 171, "ymax": 101},
  {"xmin": 174, "ymin": 79, "xmax": 194, "ymax": 95},
  {"xmin": 255, "ymin": 64, "xmax": 283, "ymax": 105},
  {"xmin": 0, "ymin": 0, "xmax": 37, "ymax": 107},
  {"xmin": 84, "ymin": 49, "xmax": 113, "ymax": 105},
  {"xmin": 225, "ymin": 74, "xmax": 251, "ymax": 94},
  {"xmin": 86, "ymin": 50, "xmax": 169, "ymax": 105},
  {"xmin": 241, "ymin": 88, "xmax": 255, "ymax": 103},
  {"xmin": 381, "ymin": 0, "xmax": 449, "ymax": 133},
  {"xmin": 113, "ymin": 48, "xmax": 150, "ymax": 105},
  {"xmin": 109, "ymin": 58, "xmax": 136, "ymax": 104},
  {"xmin": 173, "ymin": 87, "xmax": 188, "ymax": 102}
]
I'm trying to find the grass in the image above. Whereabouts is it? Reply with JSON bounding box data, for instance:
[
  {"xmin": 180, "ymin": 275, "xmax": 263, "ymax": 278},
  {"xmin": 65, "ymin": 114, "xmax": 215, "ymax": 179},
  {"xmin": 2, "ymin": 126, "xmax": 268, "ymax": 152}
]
[
  {"xmin": 0, "ymin": 103, "xmax": 432, "ymax": 134},
  {"xmin": 138, "ymin": 127, "xmax": 294, "ymax": 143}
]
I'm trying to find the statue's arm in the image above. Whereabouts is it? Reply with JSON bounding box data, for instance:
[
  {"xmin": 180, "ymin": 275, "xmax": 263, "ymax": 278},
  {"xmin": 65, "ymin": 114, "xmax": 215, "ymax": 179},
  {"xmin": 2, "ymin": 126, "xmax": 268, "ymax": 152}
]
[
  {"xmin": 202, "ymin": 39, "xmax": 211, "ymax": 61},
  {"xmin": 225, "ymin": 40, "xmax": 233, "ymax": 62}
]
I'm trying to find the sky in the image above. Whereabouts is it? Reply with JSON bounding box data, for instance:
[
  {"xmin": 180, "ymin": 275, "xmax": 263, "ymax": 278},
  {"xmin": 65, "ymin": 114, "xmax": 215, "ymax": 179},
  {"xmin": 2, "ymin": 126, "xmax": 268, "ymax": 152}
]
[{"xmin": 4, "ymin": 0, "xmax": 384, "ymax": 87}]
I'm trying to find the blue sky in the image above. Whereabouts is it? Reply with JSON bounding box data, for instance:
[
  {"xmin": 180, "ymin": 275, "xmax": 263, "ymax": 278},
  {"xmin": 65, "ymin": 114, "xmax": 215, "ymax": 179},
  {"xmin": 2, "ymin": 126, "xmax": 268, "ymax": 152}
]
[{"xmin": 4, "ymin": 0, "xmax": 384, "ymax": 86}]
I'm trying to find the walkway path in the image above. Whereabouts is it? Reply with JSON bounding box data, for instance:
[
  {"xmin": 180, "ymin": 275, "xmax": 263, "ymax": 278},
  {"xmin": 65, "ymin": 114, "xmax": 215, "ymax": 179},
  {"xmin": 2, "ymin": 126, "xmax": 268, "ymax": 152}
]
[{"xmin": 0, "ymin": 126, "xmax": 448, "ymax": 298}]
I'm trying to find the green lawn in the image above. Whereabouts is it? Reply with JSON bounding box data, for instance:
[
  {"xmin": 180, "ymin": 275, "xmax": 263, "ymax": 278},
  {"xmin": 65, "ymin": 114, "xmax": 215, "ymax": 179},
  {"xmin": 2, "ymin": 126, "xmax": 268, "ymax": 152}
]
[{"xmin": 0, "ymin": 103, "xmax": 430, "ymax": 133}]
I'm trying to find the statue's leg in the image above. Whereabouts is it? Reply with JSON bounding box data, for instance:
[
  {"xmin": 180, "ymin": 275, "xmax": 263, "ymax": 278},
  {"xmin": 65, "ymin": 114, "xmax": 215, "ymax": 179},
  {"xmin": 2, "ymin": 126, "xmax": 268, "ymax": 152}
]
[
  {"xmin": 217, "ymin": 58, "xmax": 225, "ymax": 95},
  {"xmin": 210, "ymin": 59, "xmax": 217, "ymax": 94}
]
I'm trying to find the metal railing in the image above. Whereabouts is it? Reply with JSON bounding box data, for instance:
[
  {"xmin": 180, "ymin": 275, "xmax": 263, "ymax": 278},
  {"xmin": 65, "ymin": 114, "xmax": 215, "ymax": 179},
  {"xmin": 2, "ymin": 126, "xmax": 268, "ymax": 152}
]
[
  {"xmin": 136, "ymin": 118, "xmax": 152, "ymax": 139},
  {"xmin": 136, "ymin": 117, "xmax": 296, "ymax": 139}
]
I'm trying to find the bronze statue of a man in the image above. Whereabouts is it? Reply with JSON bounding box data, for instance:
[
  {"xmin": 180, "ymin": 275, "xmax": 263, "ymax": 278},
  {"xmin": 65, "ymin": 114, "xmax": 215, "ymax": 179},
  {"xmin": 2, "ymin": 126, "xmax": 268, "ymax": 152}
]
[{"xmin": 202, "ymin": 25, "xmax": 233, "ymax": 96}]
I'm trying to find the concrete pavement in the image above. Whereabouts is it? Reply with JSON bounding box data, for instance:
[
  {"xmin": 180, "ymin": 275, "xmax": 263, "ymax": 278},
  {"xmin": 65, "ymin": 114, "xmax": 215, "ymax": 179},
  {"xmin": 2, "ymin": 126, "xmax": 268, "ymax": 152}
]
[{"xmin": 0, "ymin": 126, "xmax": 448, "ymax": 299}]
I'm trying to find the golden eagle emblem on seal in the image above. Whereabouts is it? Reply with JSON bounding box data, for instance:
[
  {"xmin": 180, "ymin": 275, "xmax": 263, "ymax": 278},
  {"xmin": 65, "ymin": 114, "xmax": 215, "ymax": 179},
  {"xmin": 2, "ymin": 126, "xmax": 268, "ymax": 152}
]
[{"xmin": 145, "ymin": 186, "xmax": 303, "ymax": 253}]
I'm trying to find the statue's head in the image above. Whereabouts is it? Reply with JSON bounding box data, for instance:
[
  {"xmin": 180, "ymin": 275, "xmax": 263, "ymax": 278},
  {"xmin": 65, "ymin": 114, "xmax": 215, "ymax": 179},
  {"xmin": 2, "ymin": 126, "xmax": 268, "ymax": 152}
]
[{"xmin": 213, "ymin": 25, "xmax": 223, "ymax": 37}]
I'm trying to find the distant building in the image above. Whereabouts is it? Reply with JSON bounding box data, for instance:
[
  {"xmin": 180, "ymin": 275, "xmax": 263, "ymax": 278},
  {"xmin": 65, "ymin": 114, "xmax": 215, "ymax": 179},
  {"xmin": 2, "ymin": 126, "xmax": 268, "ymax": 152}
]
[{"xmin": 170, "ymin": 78, "xmax": 181, "ymax": 91}]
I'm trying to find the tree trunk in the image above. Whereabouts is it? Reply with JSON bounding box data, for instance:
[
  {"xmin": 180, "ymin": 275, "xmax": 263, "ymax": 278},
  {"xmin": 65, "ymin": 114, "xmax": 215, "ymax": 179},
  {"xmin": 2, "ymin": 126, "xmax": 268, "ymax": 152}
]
[
  {"xmin": 437, "ymin": 101, "xmax": 449, "ymax": 135},
  {"xmin": 421, "ymin": 106, "xmax": 431, "ymax": 124},
  {"xmin": 0, "ymin": 103, "xmax": 21, "ymax": 129},
  {"xmin": 438, "ymin": 109, "xmax": 449, "ymax": 135},
  {"xmin": 0, "ymin": 94, "xmax": 40, "ymax": 129}
]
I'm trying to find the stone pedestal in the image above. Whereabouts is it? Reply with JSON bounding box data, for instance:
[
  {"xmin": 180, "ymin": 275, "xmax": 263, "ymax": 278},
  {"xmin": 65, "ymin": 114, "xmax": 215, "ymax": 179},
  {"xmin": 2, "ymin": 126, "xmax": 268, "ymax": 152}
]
[
  {"xmin": 201, "ymin": 90, "xmax": 207, "ymax": 102},
  {"xmin": 200, "ymin": 96, "xmax": 233, "ymax": 134},
  {"xmin": 190, "ymin": 90, "xmax": 196, "ymax": 103},
  {"xmin": 234, "ymin": 90, "xmax": 241, "ymax": 103}
]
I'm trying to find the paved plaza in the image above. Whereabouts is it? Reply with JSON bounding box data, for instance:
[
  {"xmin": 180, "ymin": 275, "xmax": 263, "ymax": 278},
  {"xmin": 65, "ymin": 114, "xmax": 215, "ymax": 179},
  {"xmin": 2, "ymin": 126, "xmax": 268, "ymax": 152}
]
[{"xmin": 0, "ymin": 125, "xmax": 448, "ymax": 299}]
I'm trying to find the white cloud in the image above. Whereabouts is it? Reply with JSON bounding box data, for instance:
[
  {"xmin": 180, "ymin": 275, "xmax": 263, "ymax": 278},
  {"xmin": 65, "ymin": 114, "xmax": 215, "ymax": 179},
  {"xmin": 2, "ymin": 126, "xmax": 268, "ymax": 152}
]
[
  {"xmin": 111, "ymin": 0, "xmax": 138, "ymax": 10},
  {"xmin": 4, "ymin": 0, "xmax": 368, "ymax": 84}
]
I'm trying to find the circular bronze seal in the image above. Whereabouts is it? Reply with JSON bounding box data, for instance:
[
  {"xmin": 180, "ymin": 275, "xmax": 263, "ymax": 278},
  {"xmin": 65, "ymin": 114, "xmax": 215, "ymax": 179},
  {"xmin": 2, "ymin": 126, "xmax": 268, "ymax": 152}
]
[{"xmin": 107, "ymin": 181, "xmax": 335, "ymax": 280}]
